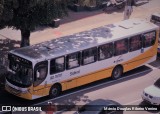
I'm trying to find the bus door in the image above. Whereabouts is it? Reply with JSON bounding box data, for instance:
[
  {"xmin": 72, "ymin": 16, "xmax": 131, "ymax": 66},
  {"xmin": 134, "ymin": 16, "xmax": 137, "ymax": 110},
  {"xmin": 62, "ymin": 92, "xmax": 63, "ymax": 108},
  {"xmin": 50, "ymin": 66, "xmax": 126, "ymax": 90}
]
[{"xmin": 33, "ymin": 61, "xmax": 48, "ymax": 96}]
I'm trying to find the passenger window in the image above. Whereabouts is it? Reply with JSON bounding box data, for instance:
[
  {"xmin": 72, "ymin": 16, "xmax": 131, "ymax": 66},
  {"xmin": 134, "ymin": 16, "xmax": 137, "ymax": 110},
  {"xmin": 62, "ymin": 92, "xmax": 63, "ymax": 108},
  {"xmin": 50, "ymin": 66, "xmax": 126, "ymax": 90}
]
[
  {"xmin": 50, "ymin": 57, "xmax": 65, "ymax": 74},
  {"xmin": 143, "ymin": 31, "xmax": 156, "ymax": 48},
  {"xmin": 129, "ymin": 35, "xmax": 142, "ymax": 51},
  {"xmin": 114, "ymin": 39, "xmax": 128, "ymax": 56},
  {"xmin": 151, "ymin": 15, "xmax": 160, "ymax": 23},
  {"xmin": 66, "ymin": 52, "xmax": 81, "ymax": 69},
  {"xmin": 98, "ymin": 43, "xmax": 113, "ymax": 60},
  {"xmin": 36, "ymin": 67, "xmax": 47, "ymax": 79},
  {"xmin": 34, "ymin": 61, "xmax": 48, "ymax": 87},
  {"xmin": 82, "ymin": 47, "xmax": 97, "ymax": 65}
]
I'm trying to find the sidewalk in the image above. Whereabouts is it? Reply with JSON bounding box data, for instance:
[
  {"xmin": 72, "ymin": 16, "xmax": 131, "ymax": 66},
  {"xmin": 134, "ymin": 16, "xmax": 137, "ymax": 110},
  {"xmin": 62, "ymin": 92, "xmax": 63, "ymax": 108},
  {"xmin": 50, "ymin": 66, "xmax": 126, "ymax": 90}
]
[
  {"xmin": 1, "ymin": 1, "xmax": 160, "ymax": 45},
  {"xmin": 0, "ymin": 9, "xmax": 124, "ymax": 45}
]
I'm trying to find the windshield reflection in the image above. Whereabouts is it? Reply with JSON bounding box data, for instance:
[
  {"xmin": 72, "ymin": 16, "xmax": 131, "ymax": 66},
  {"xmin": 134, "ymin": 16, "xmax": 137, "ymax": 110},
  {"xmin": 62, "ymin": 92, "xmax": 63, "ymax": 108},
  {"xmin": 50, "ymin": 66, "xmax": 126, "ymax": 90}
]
[{"xmin": 7, "ymin": 63, "xmax": 33, "ymax": 87}]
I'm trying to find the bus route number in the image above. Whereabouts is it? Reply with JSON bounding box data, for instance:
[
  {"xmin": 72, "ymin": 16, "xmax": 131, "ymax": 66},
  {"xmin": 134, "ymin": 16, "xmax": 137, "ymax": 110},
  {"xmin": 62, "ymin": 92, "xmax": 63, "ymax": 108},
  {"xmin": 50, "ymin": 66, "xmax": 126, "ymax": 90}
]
[{"xmin": 50, "ymin": 73, "xmax": 62, "ymax": 80}]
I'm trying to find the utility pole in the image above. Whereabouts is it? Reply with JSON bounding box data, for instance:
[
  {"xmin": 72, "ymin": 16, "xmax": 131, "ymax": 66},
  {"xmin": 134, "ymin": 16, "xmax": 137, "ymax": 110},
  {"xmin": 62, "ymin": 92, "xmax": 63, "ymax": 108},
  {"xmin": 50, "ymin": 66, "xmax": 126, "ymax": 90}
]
[{"xmin": 124, "ymin": 0, "xmax": 133, "ymax": 20}]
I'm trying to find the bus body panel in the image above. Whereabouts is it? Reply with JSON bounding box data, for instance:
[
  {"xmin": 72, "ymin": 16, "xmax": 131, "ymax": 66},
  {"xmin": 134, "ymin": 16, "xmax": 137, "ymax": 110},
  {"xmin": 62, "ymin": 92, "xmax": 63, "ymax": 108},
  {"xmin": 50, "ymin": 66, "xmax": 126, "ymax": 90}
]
[
  {"xmin": 5, "ymin": 80, "xmax": 33, "ymax": 100},
  {"xmin": 5, "ymin": 18, "xmax": 159, "ymax": 100}
]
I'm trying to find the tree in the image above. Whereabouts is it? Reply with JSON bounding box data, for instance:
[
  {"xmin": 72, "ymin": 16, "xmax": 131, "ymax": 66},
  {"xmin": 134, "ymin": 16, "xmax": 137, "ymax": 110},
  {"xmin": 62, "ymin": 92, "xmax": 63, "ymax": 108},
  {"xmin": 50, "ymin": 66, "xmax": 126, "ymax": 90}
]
[
  {"xmin": 0, "ymin": 0, "xmax": 68, "ymax": 47},
  {"xmin": 0, "ymin": 0, "xmax": 4, "ymax": 16}
]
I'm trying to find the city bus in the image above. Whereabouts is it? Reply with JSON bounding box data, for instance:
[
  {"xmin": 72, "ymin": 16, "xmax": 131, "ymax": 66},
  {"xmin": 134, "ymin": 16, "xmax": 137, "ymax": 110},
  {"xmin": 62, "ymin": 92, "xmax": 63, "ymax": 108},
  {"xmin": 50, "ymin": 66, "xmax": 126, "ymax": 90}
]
[
  {"xmin": 5, "ymin": 18, "xmax": 159, "ymax": 100},
  {"xmin": 150, "ymin": 12, "xmax": 160, "ymax": 56}
]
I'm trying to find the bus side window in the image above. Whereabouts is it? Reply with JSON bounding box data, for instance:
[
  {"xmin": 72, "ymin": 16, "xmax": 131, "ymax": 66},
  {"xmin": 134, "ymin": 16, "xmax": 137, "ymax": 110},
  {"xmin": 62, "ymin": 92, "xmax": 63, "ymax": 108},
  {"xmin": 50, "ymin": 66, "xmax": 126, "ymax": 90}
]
[
  {"xmin": 143, "ymin": 31, "xmax": 156, "ymax": 48},
  {"xmin": 114, "ymin": 39, "xmax": 128, "ymax": 56},
  {"xmin": 34, "ymin": 61, "xmax": 48, "ymax": 87},
  {"xmin": 66, "ymin": 52, "xmax": 81, "ymax": 69},
  {"xmin": 82, "ymin": 47, "xmax": 97, "ymax": 65},
  {"xmin": 129, "ymin": 35, "xmax": 142, "ymax": 52},
  {"xmin": 50, "ymin": 56, "xmax": 65, "ymax": 74},
  {"xmin": 36, "ymin": 67, "xmax": 47, "ymax": 80},
  {"xmin": 98, "ymin": 43, "xmax": 113, "ymax": 60}
]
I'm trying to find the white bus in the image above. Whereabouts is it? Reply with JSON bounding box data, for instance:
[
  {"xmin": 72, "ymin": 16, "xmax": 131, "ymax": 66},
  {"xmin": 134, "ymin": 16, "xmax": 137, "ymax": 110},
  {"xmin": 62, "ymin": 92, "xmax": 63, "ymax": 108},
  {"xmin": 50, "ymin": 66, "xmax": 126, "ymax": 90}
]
[
  {"xmin": 150, "ymin": 12, "xmax": 160, "ymax": 55},
  {"xmin": 5, "ymin": 18, "xmax": 159, "ymax": 100}
]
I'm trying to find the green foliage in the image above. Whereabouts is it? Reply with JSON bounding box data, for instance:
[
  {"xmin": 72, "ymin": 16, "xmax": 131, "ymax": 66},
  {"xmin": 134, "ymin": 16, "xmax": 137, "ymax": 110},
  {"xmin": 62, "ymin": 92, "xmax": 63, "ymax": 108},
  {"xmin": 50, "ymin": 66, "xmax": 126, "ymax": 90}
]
[
  {"xmin": 0, "ymin": 0, "xmax": 68, "ymax": 31},
  {"xmin": 0, "ymin": 0, "xmax": 4, "ymax": 16}
]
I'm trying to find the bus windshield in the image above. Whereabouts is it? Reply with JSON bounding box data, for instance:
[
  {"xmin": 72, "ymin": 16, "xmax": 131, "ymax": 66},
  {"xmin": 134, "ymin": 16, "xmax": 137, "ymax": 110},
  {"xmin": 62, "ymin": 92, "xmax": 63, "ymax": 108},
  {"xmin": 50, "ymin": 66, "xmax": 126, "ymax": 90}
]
[{"xmin": 7, "ymin": 54, "xmax": 33, "ymax": 87}]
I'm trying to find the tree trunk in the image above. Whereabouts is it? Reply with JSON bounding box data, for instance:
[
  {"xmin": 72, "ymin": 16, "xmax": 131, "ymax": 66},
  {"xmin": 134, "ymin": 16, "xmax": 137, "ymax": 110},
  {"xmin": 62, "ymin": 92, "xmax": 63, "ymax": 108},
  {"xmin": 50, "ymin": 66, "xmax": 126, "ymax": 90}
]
[{"xmin": 20, "ymin": 29, "xmax": 30, "ymax": 47}]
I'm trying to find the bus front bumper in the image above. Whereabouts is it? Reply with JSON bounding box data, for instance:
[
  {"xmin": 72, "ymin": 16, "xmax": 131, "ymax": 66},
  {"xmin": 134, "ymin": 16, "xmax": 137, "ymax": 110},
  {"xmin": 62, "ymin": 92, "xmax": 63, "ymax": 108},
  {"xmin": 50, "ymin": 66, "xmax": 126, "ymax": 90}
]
[{"xmin": 5, "ymin": 83, "xmax": 32, "ymax": 100}]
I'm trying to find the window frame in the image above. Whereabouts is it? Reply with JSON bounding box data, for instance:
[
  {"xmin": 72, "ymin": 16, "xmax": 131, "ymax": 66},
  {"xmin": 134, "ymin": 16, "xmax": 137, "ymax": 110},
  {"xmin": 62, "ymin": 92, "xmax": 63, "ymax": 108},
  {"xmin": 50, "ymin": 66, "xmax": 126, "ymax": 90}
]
[
  {"xmin": 129, "ymin": 34, "xmax": 142, "ymax": 52},
  {"xmin": 98, "ymin": 42, "xmax": 113, "ymax": 61},
  {"xmin": 82, "ymin": 47, "xmax": 97, "ymax": 66},
  {"xmin": 142, "ymin": 30, "xmax": 156, "ymax": 48},
  {"xmin": 151, "ymin": 15, "xmax": 160, "ymax": 23},
  {"xmin": 66, "ymin": 52, "xmax": 81, "ymax": 70},
  {"xmin": 34, "ymin": 61, "xmax": 48, "ymax": 87},
  {"xmin": 114, "ymin": 38, "xmax": 129, "ymax": 56},
  {"xmin": 50, "ymin": 56, "xmax": 65, "ymax": 75}
]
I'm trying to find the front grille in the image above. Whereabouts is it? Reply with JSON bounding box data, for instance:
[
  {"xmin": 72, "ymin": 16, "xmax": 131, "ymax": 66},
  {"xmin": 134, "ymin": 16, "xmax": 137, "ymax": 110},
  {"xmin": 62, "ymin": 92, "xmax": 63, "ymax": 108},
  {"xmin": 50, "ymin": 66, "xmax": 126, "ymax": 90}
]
[{"xmin": 5, "ymin": 84, "xmax": 21, "ymax": 95}]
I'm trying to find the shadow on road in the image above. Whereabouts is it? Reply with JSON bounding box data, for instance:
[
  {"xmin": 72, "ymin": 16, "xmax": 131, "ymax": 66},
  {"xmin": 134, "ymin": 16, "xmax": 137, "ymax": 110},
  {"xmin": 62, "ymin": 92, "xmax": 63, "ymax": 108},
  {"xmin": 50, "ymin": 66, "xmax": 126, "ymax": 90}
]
[
  {"xmin": 0, "ymin": 35, "xmax": 20, "ymax": 87},
  {"xmin": 0, "ymin": 35, "xmax": 20, "ymax": 65},
  {"xmin": 148, "ymin": 58, "xmax": 160, "ymax": 69}
]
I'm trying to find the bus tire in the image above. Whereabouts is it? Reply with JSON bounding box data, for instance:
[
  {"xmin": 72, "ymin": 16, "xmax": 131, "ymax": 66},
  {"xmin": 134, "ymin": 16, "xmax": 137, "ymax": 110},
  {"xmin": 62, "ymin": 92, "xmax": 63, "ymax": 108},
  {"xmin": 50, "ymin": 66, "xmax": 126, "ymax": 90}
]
[
  {"xmin": 111, "ymin": 66, "xmax": 123, "ymax": 79},
  {"xmin": 49, "ymin": 84, "xmax": 61, "ymax": 98}
]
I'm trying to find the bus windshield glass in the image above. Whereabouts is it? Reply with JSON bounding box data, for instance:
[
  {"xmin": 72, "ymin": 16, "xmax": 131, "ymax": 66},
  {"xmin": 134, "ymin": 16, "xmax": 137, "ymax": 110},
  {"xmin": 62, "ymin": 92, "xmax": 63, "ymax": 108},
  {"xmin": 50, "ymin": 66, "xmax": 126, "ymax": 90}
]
[
  {"xmin": 7, "ymin": 54, "xmax": 33, "ymax": 87},
  {"xmin": 151, "ymin": 15, "xmax": 160, "ymax": 23}
]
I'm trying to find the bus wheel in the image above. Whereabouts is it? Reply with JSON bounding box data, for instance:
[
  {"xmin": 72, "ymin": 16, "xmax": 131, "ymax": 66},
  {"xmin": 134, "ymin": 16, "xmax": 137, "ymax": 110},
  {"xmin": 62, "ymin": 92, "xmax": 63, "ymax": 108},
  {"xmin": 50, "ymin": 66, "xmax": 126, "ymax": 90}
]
[
  {"xmin": 112, "ymin": 66, "xmax": 123, "ymax": 79},
  {"xmin": 49, "ymin": 85, "xmax": 61, "ymax": 98}
]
